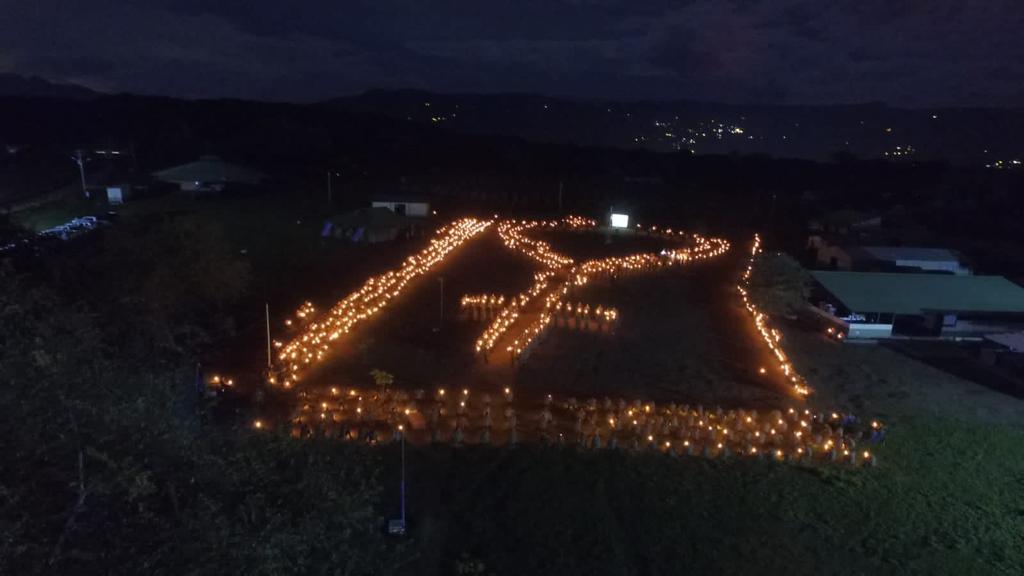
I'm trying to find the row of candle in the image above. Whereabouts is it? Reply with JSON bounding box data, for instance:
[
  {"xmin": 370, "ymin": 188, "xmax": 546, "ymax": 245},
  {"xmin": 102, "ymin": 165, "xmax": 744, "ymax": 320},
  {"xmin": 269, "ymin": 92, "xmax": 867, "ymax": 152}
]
[
  {"xmin": 284, "ymin": 301, "xmax": 317, "ymax": 327},
  {"xmin": 267, "ymin": 215, "xmax": 729, "ymax": 366},
  {"xmin": 474, "ymin": 271, "xmax": 553, "ymax": 353},
  {"xmin": 562, "ymin": 215, "xmax": 598, "ymax": 229},
  {"xmin": 737, "ymin": 235, "xmax": 812, "ymax": 397},
  {"xmin": 477, "ymin": 217, "xmax": 577, "ymax": 354},
  {"xmin": 264, "ymin": 219, "xmax": 737, "ymax": 392},
  {"xmin": 460, "ymin": 294, "xmax": 507, "ymax": 307},
  {"xmin": 475, "ymin": 218, "xmax": 730, "ymax": 357},
  {"xmin": 463, "ymin": 295, "xmax": 619, "ymax": 321},
  {"xmin": 273, "ymin": 218, "xmax": 492, "ymax": 384},
  {"xmin": 276, "ymin": 385, "xmax": 881, "ymax": 467},
  {"xmin": 497, "ymin": 228, "xmax": 731, "ymax": 358},
  {"xmin": 549, "ymin": 301, "xmax": 619, "ymax": 321},
  {"xmin": 474, "ymin": 219, "xmax": 580, "ymax": 355},
  {"xmin": 496, "ymin": 218, "xmax": 576, "ymax": 269},
  {"xmin": 506, "ymin": 278, "xmax": 570, "ymax": 357}
]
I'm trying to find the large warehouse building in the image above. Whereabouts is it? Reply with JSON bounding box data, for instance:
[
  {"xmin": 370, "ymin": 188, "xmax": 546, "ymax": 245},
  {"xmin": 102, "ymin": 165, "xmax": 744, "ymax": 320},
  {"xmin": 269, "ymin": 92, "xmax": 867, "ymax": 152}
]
[{"xmin": 812, "ymin": 271, "xmax": 1024, "ymax": 339}]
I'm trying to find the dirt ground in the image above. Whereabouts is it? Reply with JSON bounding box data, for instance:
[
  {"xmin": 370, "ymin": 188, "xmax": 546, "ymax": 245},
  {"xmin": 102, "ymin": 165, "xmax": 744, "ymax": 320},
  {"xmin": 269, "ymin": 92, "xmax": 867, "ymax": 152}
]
[
  {"xmin": 232, "ymin": 222, "xmax": 1024, "ymax": 575},
  {"xmin": 292, "ymin": 228, "xmax": 798, "ymax": 411},
  {"xmin": 254, "ymin": 223, "xmax": 1024, "ymax": 441}
]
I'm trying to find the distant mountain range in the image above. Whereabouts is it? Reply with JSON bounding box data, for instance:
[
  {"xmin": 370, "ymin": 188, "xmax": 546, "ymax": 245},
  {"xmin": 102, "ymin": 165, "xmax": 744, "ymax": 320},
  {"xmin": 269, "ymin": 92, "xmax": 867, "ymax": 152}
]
[
  {"xmin": 0, "ymin": 74, "xmax": 1021, "ymax": 166},
  {"xmin": 0, "ymin": 74, "xmax": 100, "ymax": 100},
  {"xmin": 330, "ymin": 90, "xmax": 1024, "ymax": 165}
]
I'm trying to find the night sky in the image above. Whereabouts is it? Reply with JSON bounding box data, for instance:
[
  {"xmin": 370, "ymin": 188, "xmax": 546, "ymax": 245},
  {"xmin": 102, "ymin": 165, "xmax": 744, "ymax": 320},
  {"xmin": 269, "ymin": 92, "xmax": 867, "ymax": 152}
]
[{"xmin": 2, "ymin": 1, "xmax": 1022, "ymax": 106}]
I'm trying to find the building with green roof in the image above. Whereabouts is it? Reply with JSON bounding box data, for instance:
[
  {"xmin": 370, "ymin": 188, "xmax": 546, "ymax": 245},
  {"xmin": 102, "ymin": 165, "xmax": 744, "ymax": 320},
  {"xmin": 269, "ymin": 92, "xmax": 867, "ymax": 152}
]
[{"xmin": 812, "ymin": 271, "xmax": 1024, "ymax": 339}]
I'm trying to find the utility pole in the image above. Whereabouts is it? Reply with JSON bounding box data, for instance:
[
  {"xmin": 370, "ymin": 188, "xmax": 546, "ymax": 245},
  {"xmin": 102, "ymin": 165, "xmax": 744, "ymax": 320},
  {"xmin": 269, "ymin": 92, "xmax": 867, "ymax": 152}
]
[
  {"xmin": 129, "ymin": 141, "xmax": 139, "ymax": 172},
  {"xmin": 71, "ymin": 149, "xmax": 88, "ymax": 198},
  {"xmin": 265, "ymin": 302, "xmax": 272, "ymax": 370},
  {"xmin": 195, "ymin": 362, "xmax": 203, "ymax": 402},
  {"xmin": 388, "ymin": 429, "xmax": 407, "ymax": 535},
  {"xmin": 434, "ymin": 276, "xmax": 445, "ymax": 332},
  {"xmin": 558, "ymin": 179, "xmax": 564, "ymax": 213},
  {"xmin": 327, "ymin": 171, "xmax": 333, "ymax": 205},
  {"xmin": 400, "ymin": 430, "xmax": 406, "ymax": 526}
]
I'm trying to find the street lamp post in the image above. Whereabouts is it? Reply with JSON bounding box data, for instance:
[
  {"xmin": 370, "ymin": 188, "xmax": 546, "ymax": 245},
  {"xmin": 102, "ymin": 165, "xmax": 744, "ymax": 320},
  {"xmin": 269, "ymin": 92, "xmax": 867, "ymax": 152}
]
[
  {"xmin": 400, "ymin": 431, "xmax": 406, "ymax": 525},
  {"xmin": 71, "ymin": 150, "xmax": 88, "ymax": 198},
  {"xmin": 433, "ymin": 276, "xmax": 444, "ymax": 332},
  {"xmin": 326, "ymin": 170, "xmax": 344, "ymax": 205},
  {"xmin": 388, "ymin": 430, "xmax": 407, "ymax": 536},
  {"xmin": 265, "ymin": 302, "xmax": 273, "ymax": 370}
]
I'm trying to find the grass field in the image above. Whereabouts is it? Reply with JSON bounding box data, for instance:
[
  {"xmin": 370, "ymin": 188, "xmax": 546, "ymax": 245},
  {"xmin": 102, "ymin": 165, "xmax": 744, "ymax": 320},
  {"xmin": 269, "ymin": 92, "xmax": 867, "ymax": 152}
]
[
  {"xmin": 7, "ymin": 192, "xmax": 95, "ymax": 231},
  {"xmin": 388, "ymin": 409, "xmax": 1023, "ymax": 575},
  {"xmin": 515, "ymin": 256, "xmax": 787, "ymax": 407},
  {"xmin": 255, "ymin": 220, "xmax": 1024, "ymax": 574},
  {"xmin": 39, "ymin": 195, "xmax": 1020, "ymax": 575},
  {"xmin": 383, "ymin": 330, "xmax": 1024, "ymax": 575}
]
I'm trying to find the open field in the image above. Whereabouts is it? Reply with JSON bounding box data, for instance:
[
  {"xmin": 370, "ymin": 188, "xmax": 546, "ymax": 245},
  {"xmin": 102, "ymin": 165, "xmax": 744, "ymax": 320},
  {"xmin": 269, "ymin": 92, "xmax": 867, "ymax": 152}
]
[
  {"xmin": 390, "ymin": 407, "xmax": 1024, "ymax": 575},
  {"xmin": 383, "ymin": 320, "xmax": 1024, "ymax": 575},
  {"xmin": 787, "ymin": 329, "xmax": 1024, "ymax": 425},
  {"xmin": 241, "ymin": 218, "xmax": 1024, "ymax": 575},
  {"xmin": 7, "ymin": 193, "xmax": 95, "ymax": 231},
  {"xmin": 276, "ymin": 226, "xmax": 794, "ymax": 406},
  {"xmin": 9, "ymin": 192, "xmax": 1023, "ymax": 575},
  {"xmin": 516, "ymin": 256, "xmax": 786, "ymax": 406}
]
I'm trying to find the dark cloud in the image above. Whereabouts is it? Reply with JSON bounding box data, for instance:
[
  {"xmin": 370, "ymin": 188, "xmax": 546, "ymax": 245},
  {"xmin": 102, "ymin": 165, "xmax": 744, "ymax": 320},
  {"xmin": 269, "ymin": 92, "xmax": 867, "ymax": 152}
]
[{"xmin": 0, "ymin": 0, "xmax": 1020, "ymax": 105}]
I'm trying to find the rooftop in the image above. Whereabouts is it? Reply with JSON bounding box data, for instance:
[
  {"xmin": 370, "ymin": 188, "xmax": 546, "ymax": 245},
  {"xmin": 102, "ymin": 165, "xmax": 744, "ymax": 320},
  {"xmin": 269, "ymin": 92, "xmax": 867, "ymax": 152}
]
[
  {"xmin": 861, "ymin": 246, "xmax": 962, "ymax": 263},
  {"xmin": 328, "ymin": 207, "xmax": 411, "ymax": 230},
  {"xmin": 369, "ymin": 193, "xmax": 431, "ymax": 203},
  {"xmin": 985, "ymin": 332, "xmax": 1024, "ymax": 352},
  {"xmin": 812, "ymin": 271, "xmax": 1024, "ymax": 315}
]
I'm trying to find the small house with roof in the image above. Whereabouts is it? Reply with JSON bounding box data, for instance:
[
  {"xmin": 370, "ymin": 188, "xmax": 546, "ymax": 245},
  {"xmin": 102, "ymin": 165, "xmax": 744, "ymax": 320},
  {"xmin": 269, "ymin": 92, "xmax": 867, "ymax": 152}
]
[
  {"xmin": 857, "ymin": 246, "xmax": 970, "ymax": 275},
  {"xmin": 812, "ymin": 244, "xmax": 970, "ymax": 275},
  {"xmin": 324, "ymin": 207, "xmax": 417, "ymax": 244},
  {"xmin": 370, "ymin": 193, "xmax": 431, "ymax": 218}
]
